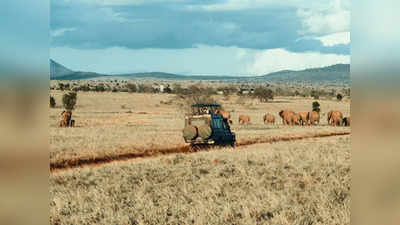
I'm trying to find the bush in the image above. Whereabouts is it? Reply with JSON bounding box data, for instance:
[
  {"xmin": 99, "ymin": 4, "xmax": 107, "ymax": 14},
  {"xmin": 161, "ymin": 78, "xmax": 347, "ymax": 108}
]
[
  {"xmin": 137, "ymin": 84, "xmax": 152, "ymax": 93},
  {"xmin": 310, "ymin": 90, "xmax": 320, "ymax": 100},
  {"xmin": 50, "ymin": 96, "xmax": 56, "ymax": 108},
  {"xmin": 79, "ymin": 85, "xmax": 90, "ymax": 92},
  {"xmin": 95, "ymin": 85, "xmax": 105, "ymax": 92},
  {"xmin": 164, "ymin": 86, "xmax": 172, "ymax": 93},
  {"xmin": 312, "ymin": 101, "xmax": 320, "ymax": 112},
  {"xmin": 58, "ymin": 83, "xmax": 64, "ymax": 91},
  {"xmin": 336, "ymin": 93, "xmax": 343, "ymax": 101},
  {"xmin": 218, "ymin": 85, "xmax": 237, "ymax": 96},
  {"xmin": 62, "ymin": 92, "xmax": 77, "ymax": 110},
  {"xmin": 252, "ymin": 87, "xmax": 274, "ymax": 102},
  {"xmin": 72, "ymin": 87, "xmax": 80, "ymax": 92},
  {"xmin": 127, "ymin": 83, "xmax": 137, "ymax": 93}
]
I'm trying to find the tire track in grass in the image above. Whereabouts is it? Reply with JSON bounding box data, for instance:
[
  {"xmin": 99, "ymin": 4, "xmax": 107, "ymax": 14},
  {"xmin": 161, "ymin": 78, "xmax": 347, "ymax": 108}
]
[{"xmin": 50, "ymin": 131, "xmax": 350, "ymax": 173}]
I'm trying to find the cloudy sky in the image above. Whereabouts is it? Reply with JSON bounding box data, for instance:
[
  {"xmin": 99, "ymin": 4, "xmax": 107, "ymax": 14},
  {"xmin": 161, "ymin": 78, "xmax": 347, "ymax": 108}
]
[{"xmin": 50, "ymin": 0, "xmax": 350, "ymax": 75}]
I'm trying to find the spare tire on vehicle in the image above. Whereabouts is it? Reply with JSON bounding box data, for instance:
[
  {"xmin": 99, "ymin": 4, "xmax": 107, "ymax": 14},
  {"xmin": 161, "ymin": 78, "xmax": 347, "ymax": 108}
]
[
  {"xmin": 183, "ymin": 125, "xmax": 197, "ymax": 140},
  {"xmin": 197, "ymin": 124, "xmax": 212, "ymax": 139}
]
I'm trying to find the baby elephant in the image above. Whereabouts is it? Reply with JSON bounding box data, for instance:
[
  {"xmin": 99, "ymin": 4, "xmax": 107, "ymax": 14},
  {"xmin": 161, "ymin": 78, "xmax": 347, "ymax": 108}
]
[
  {"xmin": 59, "ymin": 110, "xmax": 73, "ymax": 127},
  {"xmin": 239, "ymin": 114, "xmax": 250, "ymax": 125},
  {"xmin": 342, "ymin": 117, "xmax": 350, "ymax": 126},
  {"xmin": 263, "ymin": 113, "xmax": 275, "ymax": 124},
  {"xmin": 292, "ymin": 113, "xmax": 302, "ymax": 125},
  {"xmin": 307, "ymin": 111, "xmax": 320, "ymax": 125}
]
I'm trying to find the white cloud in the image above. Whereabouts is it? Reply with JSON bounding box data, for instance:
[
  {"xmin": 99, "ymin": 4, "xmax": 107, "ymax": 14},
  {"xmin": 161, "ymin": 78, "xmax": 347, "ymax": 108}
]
[
  {"xmin": 316, "ymin": 32, "xmax": 350, "ymax": 46},
  {"xmin": 297, "ymin": 0, "xmax": 350, "ymax": 35},
  {"xmin": 76, "ymin": 0, "xmax": 185, "ymax": 6},
  {"xmin": 186, "ymin": 0, "xmax": 350, "ymax": 36},
  {"xmin": 51, "ymin": 28, "xmax": 76, "ymax": 37},
  {"xmin": 186, "ymin": 0, "xmax": 309, "ymax": 11},
  {"xmin": 248, "ymin": 48, "xmax": 349, "ymax": 75}
]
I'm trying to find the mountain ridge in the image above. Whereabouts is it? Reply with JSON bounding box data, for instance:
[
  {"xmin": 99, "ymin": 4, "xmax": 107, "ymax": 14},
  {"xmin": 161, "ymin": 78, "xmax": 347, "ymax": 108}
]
[{"xmin": 50, "ymin": 59, "xmax": 349, "ymax": 83}]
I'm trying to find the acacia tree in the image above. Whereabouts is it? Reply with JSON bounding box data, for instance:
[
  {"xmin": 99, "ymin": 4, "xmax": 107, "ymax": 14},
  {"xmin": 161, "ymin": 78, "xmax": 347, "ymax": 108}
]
[
  {"xmin": 62, "ymin": 92, "xmax": 77, "ymax": 110},
  {"xmin": 50, "ymin": 96, "xmax": 56, "ymax": 108},
  {"xmin": 312, "ymin": 101, "xmax": 320, "ymax": 112},
  {"xmin": 336, "ymin": 93, "xmax": 343, "ymax": 101},
  {"xmin": 252, "ymin": 87, "xmax": 274, "ymax": 102}
]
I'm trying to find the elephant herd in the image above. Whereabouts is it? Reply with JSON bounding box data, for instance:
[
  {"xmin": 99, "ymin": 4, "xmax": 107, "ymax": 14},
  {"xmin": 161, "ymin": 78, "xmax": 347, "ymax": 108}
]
[
  {"xmin": 276, "ymin": 109, "xmax": 322, "ymax": 126},
  {"xmin": 219, "ymin": 109, "xmax": 350, "ymax": 127}
]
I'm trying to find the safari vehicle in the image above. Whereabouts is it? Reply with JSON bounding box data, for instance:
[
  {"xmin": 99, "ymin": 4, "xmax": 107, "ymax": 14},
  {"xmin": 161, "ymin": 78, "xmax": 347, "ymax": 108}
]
[{"xmin": 183, "ymin": 104, "xmax": 236, "ymax": 147}]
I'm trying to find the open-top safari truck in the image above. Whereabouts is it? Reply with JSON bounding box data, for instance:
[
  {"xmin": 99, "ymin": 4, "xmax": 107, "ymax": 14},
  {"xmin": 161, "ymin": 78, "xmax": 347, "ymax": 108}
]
[{"xmin": 182, "ymin": 104, "xmax": 235, "ymax": 147}]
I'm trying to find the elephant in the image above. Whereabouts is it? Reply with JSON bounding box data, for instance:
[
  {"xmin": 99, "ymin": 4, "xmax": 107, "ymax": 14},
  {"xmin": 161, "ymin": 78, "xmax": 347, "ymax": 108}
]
[
  {"xmin": 327, "ymin": 110, "xmax": 343, "ymax": 126},
  {"xmin": 279, "ymin": 109, "xmax": 295, "ymax": 125},
  {"xmin": 263, "ymin": 113, "xmax": 275, "ymax": 124},
  {"xmin": 216, "ymin": 109, "xmax": 232, "ymax": 124},
  {"xmin": 59, "ymin": 110, "xmax": 72, "ymax": 127},
  {"xmin": 292, "ymin": 113, "xmax": 302, "ymax": 125},
  {"xmin": 342, "ymin": 116, "xmax": 351, "ymax": 126},
  {"xmin": 298, "ymin": 112, "xmax": 308, "ymax": 125},
  {"xmin": 307, "ymin": 111, "xmax": 320, "ymax": 125},
  {"xmin": 239, "ymin": 114, "xmax": 250, "ymax": 125}
]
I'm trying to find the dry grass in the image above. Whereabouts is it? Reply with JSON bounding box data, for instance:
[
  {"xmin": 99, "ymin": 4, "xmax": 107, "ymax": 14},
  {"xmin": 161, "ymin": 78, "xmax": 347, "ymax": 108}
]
[
  {"xmin": 50, "ymin": 91, "xmax": 350, "ymax": 164},
  {"xmin": 50, "ymin": 135, "xmax": 350, "ymax": 225}
]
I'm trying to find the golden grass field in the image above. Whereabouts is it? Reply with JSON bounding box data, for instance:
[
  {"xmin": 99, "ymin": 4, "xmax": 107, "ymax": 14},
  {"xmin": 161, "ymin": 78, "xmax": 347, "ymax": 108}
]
[
  {"xmin": 50, "ymin": 135, "xmax": 350, "ymax": 225},
  {"xmin": 50, "ymin": 90, "xmax": 350, "ymax": 225},
  {"xmin": 50, "ymin": 91, "xmax": 350, "ymax": 164}
]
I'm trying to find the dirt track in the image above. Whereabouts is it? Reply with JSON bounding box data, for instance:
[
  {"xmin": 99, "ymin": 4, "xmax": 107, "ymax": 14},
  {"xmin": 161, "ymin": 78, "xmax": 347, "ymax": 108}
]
[{"xmin": 50, "ymin": 131, "xmax": 350, "ymax": 174}]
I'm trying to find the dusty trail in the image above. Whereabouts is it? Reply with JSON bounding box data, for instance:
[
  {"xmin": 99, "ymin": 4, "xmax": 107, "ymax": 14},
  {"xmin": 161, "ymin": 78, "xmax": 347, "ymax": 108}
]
[{"xmin": 50, "ymin": 131, "xmax": 350, "ymax": 174}]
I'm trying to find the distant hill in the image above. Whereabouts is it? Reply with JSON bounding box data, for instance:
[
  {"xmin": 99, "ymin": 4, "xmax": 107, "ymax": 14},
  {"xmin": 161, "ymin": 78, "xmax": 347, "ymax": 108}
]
[
  {"xmin": 50, "ymin": 59, "xmax": 75, "ymax": 79},
  {"xmin": 50, "ymin": 59, "xmax": 349, "ymax": 84},
  {"xmin": 259, "ymin": 64, "xmax": 350, "ymax": 83},
  {"xmin": 50, "ymin": 60, "xmax": 106, "ymax": 80}
]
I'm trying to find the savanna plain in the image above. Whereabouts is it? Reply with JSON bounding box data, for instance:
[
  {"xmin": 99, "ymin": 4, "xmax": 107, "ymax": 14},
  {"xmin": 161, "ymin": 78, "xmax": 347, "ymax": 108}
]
[{"xmin": 50, "ymin": 88, "xmax": 350, "ymax": 225}]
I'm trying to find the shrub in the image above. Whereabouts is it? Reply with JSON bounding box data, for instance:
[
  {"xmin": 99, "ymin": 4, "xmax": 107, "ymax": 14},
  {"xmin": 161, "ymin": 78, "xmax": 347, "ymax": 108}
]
[
  {"xmin": 72, "ymin": 87, "xmax": 80, "ymax": 92},
  {"xmin": 62, "ymin": 92, "xmax": 77, "ymax": 110},
  {"xmin": 137, "ymin": 84, "xmax": 152, "ymax": 93},
  {"xmin": 177, "ymin": 93, "xmax": 220, "ymax": 114},
  {"xmin": 172, "ymin": 84, "xmax": 185, "ymax": 95},
  {"xmin": 252, "ymin": 87, "xmax": 274, "ymax": 102},
  {"xmin": 58, "ymin": 83, "xmax": 64, "ymax": 91},
  {"xmin": 218, "ymin": 85, "xmax": 237, "ymax": 96},
  {"xmin": 164, "ymin": 86, "xmax": 172, "ymax": 93},
  {"xmin": 310, "ymin": 90, "xmax": 320, "ymax": 100},
  {"xmin": 127, "ymin": 83, "xmax": 137, "ymax": 93},
  {"xmin": 343, "ymin": 88, "xmax": 350, "ymax": 96},
  {"xmin": 95, "ymin": 85, "xmax": 105, "ymax": 92},
  {"xmin": 80, "ymin": 85, "xmax": 90, "ymax": 92},
  {"xmin": 312, "ymin": 101, "xmax": 320, "ymax": 112},
  {"xmin": 50, "ymin": 96, "xmax": 56, "ymax": 108},
  {"xmin": 336, "ymin": 93, "xmax": 343, "ymax": 101}
]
